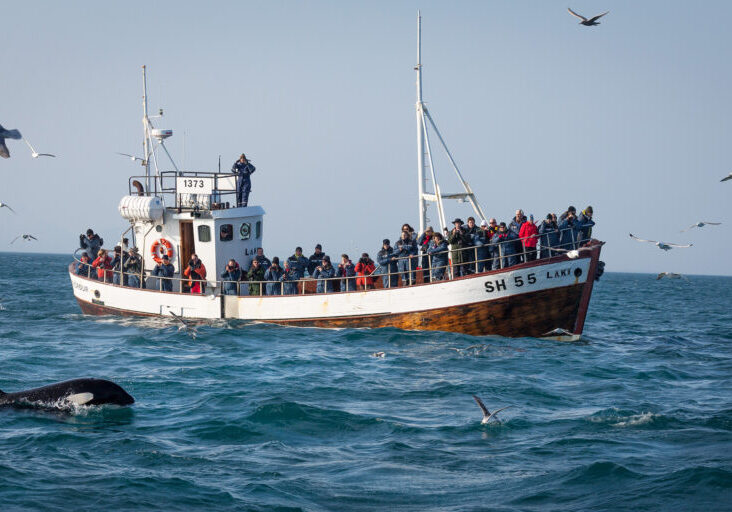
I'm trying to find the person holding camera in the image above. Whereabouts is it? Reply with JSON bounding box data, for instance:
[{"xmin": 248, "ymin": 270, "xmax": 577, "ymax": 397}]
[
  {"xmin": 308, "ymin": 244, "xmax": 327, "ymax": 276},
  {"xmin": 264, "ymin": 257, "xmax": 285, "ymax": 295},
  {"xmin": 312, "ymin": 255, "xmax": 336, "ymax": 293},
  {"xmin": 92, "ymin": 249, "xmax": 113, "ymax": 282},
  {"xmin": 354, "ymin": 252, "xmax": 376, "ymax": 290},
  {"xmin": 124, "ymin": 247, "xmax": 142, "ymax": 288},
  {"xmin": 152, "ymin": 254, "xmax": 175, "ymax": 291},
  {"xmin": 416, "ymin": 226, "xmax": 435, "ymax": 283},
  {"xmin": 75, "ymin": 252, "xmax": 94, "ymax": 278},
  {"xmin": 393, "ymin": 230, "xmax": 418, "ymax": 285},
  {"xmin": 221, "ymin": 259, "xmax": 242, "ymax": 295},
  {"xmin": 280, "ymin": 260, "xmax": 300, "ymax": 295},
  {"xmin": 183, "ymin": 253, "xmax": 207, "ymax": 294},
  {"xmin": 287, "ymin": 246, "xmax": 309, "ymax": 279},
  {"xmin": 427, "ymin": 232, "xmax": 449, "ymax": 281},
  {"xmin": 79, "ymin": 229, "xmax": 104, "ymax": 258},
  {"xmin": 447, "ymin": 218, "xmax": 471, "ymax": 277},
  {"xmin": 246, "ymin": 258, "xmax": 266, "ymax": 296},
  {"xmin": 376, "ymin": 239, "xmax": 399, "ymax": 288},
  {"xmin": 336, "ymin": 254, "xmax": 357, "ymax": 292},
  {"xmin": 232, "ymin": 153, "xmax": 256, "ymax": 207}
]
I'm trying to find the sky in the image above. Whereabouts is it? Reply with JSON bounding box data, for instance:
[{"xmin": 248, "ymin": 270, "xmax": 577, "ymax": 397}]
[{"xmin": 1, "ymin": 0, "xmax": 731, "ymax": 275}]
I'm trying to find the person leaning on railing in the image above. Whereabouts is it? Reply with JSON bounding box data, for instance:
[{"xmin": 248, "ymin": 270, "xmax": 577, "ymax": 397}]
[
  {"xmin": 247, "ymin": 258, "xmax": 266, "ymax": 296},
  {"xmin": 280, "ymin": 260, "xmax": 300, "ymax": 295},
  {"xmin": 416, "ymin": 226, "xmax": 434, "ymax": 283},
  {"xmin": 538, "ymin": 214, "xmax": 560, "ymax": 259},
  {"xmin": 336, "ymin": 254, "xmax": 357, "ymax": 292},
  {"xmin": 312, "ymin": 255, "xmax": 337, "ymax": 293},
  {"xmin": 75, "ymin": 252, "xmax": 94, "ymax": 278},
  {"xmin": 92, "ymin": 249, "xmax": 113, "ymax": 283},
  {"xmin": 354, "ymin": 253, "xmax": 376, "ymax": 290},
  {"xmin": 558, "ymin": 211, "xmax": 580, "ymax": 250},
  {"xmin": 110, "ymin": 246, "xmax": 127, "ymax": 286},
  {"xmin": 491, "ymin": 222, "xmax": 520, "ymax": 268},
  {"xmin": 474, "ymin": 220, "xmax": 490, "ymax": 273},
  {"xmin": 427, "ymin": 232, "xmax": 449, "ymax": 281},
  {"xmin": 376, "ymin": 239, "xmax": 399, "ymax": 288},
  {"xmin": 264, "ymin": 257, "xmax": 284, "ymax": 296},
  {"xmin": 577, "ymin": 206, "xmax": 595, "ymax": 245},
  {"xmin": 393, "ymin": 231, "xmax": 418, "ymax": 285},
  {"xmin": 124, "ymin": 248, "xmax": 142, "ymax": 288},
  {"xmin": 463, "ymin": 217, "xmax": 481, "ymax": 275},
  {"xmin": 221, "ymin": 259, "xmax": 242, "ymax": 296},
  {"xmin": 152, "ymin": 254, "xmax": 175, "ymax": 292},
  {"xmin": 184, "ymin": 253, "xmax": 207, "ymax": 294}
]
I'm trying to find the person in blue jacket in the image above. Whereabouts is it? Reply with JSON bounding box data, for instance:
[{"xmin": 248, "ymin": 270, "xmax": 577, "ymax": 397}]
[
  {"xmin": 538, "ymin": 214, "xmax": 560, "ymax": 258},
  {"xmin": 376, "ymin": 239, "xmax": 399, "ymax": 288},
  {"xmin": 336, "ymin": 254, "xmax": 357, "ymax": 292},
  {"xmin": 152, "ymin": 254, "xmax": 175, "ymax": 292},
  {"xmin": 474, "ymin": 220, "xmax": 490, "ymax": 273},
  {"xmin": 416, "ymin": 226, "xmax": 435, "ymax": 283},
  {"xmin": 312, "ymin": 255, "xmax": 337, "ymax": 293},
  {"xmin": 427, "ymin": 233, "xmax": 449, "ymax": 281},
  {"xmin": 75, "ymin": 252, "xmax": 94, "ymax": 278},
  {"xmin": 264, "ymin": 257, "xmax": 285, "ymax": 295},
  {"xmin": 220, "ymin": 259, "xmax": 242, "ymax": 295},
  {"xmin": 232, "ymin": 153, "xmax": 256, "ymax": 207},
  {"xmin": 287, "ymin": 246, "xmax": 309, "ymax": 279},
  {"xmin": 558, "ymin": 212, "xmax": 580, "ymax": 250},
  {"xmin": 577, "ymin": 206, "xmax": 595, "ymax": 245},
  {"xmin": 280, "ymin": 261, "xmax": 300, "ymax": 295},
  {"xmin": 254, "ymin": 247, "xmax": 271, "ymax": 271},
  {"xmin": 492, "ymin": 222, "xmax": 520, "ymax": 268},
  {"xmin": 393, "ymin": 231, "xmax": 418, "ymax": 285}
]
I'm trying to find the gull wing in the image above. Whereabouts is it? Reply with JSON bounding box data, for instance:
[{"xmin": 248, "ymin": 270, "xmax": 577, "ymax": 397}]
[
  {"xmin": 0, "ymin": 204, "xmax": 15, "ymax": 213},
  {"xmin": 10, "ymin": 235, "xmax": 20, "ymax": 244},
  {"xmin": 721, "ymin": 174, "xmax": 732, "ymax": 182},
  {"xmin": 37, "ymin": 153, "xmax": 56, "ymax": 158},
  {"xmin": 116, "ymin": 152, "xmax": 143, "ymax": 162},
  {"xmin": 629, "ymin": 233, "xmax": 657, "ymax": 244},
  {"xmin": 702, "ymin": 222, "xmax": 722, "ymax": 225},
  {"xmin": 681, "ymin": 224, "xmax": 698, "ymax": 232},
  {"xmin": 567, "ymin": 7, "xmax": 588, "ymax": 21},
  {"xmin": 665, "ymin": 242, "xmax": 692, "ymax": 248},
  {"xmin": 24, "ymin": 139, "xmax": 37, "ymax": 154},
  {"xmin": 485, "ymin": 405, "xmax": 513, "ymax": 423},
  {"xmin": 472, "ymin": 395, "xmax": 490, "ymax": 419},
  {"xmin": 588, "ymin": 11, "xmax": 609, "ymax": 23},
  {"xmin": 27, "ymin": 235, "xmax": 38, "ymax": 241},
  {"xmin": 169, "ymin": 310, "xmax": 193, "ymax": 327}
]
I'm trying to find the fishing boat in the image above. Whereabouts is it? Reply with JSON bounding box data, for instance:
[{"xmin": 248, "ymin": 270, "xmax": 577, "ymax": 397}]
[{"xmin": 68, "ymin": 15, "xmax": 604, "ymax": 340}]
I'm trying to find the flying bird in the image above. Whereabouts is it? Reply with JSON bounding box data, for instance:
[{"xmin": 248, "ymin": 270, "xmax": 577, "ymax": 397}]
[
  {"xmin": 629, "ymin": 233, "xmax": 692, "ymax": 251},
  {"xmin": 681, "ymin": 221, "xmax": 721, "ymax": 232},
  {"xmin": 116, "ymin": 152, "xmax": 146, "ymax": 164},
  {"xmin": 0, "ymin": 124, "xmax": 22, "ymax": 159},
  {"xmin": 567, "ymin": 7, "xmax": 609, "ymax": 26},
  {"xmin": 11, "ymin": 234, "xmax": 38, "ymax": 244},
  {"xmin": 0, "ymin": 202, "xmax": 15, "ymax": 214},
  {"xmin": 168, "ymin": 311, "xmax": 198, "ymax": 338},
  {"xmin": 542, "ymin": 328, "xmax": 574, "ymax": 337},
  {"xmin": 23, "ymin": 138, "xmax": 55, "ymax": 158},
  {"xmin": 721, "ymin": 173, "xmax": 732, "ymax": 182},
  {"xmin": 473, "ymin": 395, "xmax": 512, "ymax": 424},
  {"xmin": 550, "ymin": 246, "xmax": 596, "ymax": 259}
]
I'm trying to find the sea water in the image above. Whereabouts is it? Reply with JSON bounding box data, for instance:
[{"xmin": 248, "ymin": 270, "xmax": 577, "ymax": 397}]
[{"xmin": 0, "ymin": 252, "xmax": 730, "ymax": 511}]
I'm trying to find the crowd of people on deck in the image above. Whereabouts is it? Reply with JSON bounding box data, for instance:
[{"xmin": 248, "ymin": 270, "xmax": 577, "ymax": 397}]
[{"xmin": 74, "ymin": 205, "xmax": 595, "ymax": 296}]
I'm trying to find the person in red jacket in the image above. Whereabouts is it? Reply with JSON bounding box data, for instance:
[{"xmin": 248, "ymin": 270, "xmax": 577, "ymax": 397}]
[
  {"xmin": 354, "ymin": 253, "xmax": 376, "ymax": 290},
  {"xmin": 183, "ymin": 253, "xmax": 207, "ymax": 294},
  {"xmin": 519, "ymin": 214, "xmax": 539, "ymax": 261},
  {"xmin": 92, "ymin": 249, "xmax": 113, "ymax": 282}
]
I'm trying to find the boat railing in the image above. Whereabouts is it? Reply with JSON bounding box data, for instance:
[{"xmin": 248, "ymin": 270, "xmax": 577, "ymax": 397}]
[
  {"xmin": 128, "ymin": 171, "xmax": 239, "ymax": 211},
  {"xmin": 71, "ymin": 227, "xmax": 590, "ymax": 296}
]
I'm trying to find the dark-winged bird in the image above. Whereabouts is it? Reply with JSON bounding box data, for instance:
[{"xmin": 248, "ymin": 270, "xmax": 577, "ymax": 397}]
[
  {"xmin": 473, "ymin": 395, "xmax": 512, "ymax": 424},
  {"xmin": 0, "ymin": 124, "xmax": 22, "ymax": 159},
  {"xmin": 11, "ymin": 234, "xmax": 38, "ymax": 244},
  {"xmin": 567, "ymin": 8, "xmax": 609, "ymax": 26}
]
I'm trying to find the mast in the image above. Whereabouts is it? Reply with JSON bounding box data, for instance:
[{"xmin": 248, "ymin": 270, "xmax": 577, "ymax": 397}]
[
  {"xmin": 416, "ymin": 11, "xmax": 427, "ymax": 235},
  {"xmin": 142, "ymin": 65, "xmax": 151, "ymax": 194}
]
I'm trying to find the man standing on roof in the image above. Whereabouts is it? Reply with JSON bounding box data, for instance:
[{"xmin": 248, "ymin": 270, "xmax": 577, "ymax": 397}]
[{"xmin": 232, "ymin": 153, "xmax": 256, "ymax": 207}]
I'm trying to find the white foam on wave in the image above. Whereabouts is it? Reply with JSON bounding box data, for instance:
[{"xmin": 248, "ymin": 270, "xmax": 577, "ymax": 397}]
[{"xmin": 612, "ymin": 411, "xmax": 658, "ymax": 427}]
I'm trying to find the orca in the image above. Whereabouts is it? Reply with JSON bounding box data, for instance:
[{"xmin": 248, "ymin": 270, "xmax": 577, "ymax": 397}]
[{"xmin": 0, "ymin": 378, "xmax": 134, "ymax": 408}]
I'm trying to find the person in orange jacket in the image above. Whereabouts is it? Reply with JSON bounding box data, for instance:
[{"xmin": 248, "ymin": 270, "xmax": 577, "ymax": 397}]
[
  {"xmin": 92, "ymin": 249, "xmax": 113, "ymax": 282},
  {"xmin": 354, "ymin": 253, "xmax": 376, "ymax": 289},
  {"xmin": 183, "ymin": 253, "xmax": 207, "ymax": 293}
]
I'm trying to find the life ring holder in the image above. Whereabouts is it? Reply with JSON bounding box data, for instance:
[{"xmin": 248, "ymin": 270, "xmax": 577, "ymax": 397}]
[{"xmin": 151, "ymin": 238, "xmax": 174, "ymax": 264}]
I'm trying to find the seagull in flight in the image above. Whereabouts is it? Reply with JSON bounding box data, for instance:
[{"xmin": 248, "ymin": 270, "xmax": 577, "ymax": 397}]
[
  {"xmin": 473, "ymin": 395, "xmax": 512, "ymax": 424},
  {"xmin": 168, "ymin": 311, "xmax": 198, "ymax": 338},
  {"xmin": 11, "ymin": 234, "xmax": 38, "ymax": 244},
  {"xmin": 24, "ymin": 138, "xmax": 55, "ymax": 158},
  {"xmin": 721, "ymin": 173, "xmax": 732, "ymax": 182},
  {"xmin": 0, "ymin": 202, "xmax": 15, "ymax": 214},
  {"xmin": 550, "ymin": 246, "xmax": 596, "ymax": 259},
  {"xmin": 567, "ymin": 7, "xmax": 609, "ymax": 26},
  {"xmin": 629, "ymin": 233, "xmax": 692, "ymax": 251},
  {"xmin": 681, "ymin": 221, "xmax": 722, "ymax": 232},
  {"xmin": 0, "ymin": 124, "xmax": 22, "ymax": 159},
  {"xmin": 116, "ymin": 152, "xmax": 146, "ymax": 164}
]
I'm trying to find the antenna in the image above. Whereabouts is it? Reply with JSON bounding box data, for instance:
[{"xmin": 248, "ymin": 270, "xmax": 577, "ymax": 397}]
[
  {"xmin": 416, "ymin": 11, "xmax": 427, "ymax": 234},
  {"xmin": 142, "ymin": 65, "xmax": 151, "ymax": 193}
]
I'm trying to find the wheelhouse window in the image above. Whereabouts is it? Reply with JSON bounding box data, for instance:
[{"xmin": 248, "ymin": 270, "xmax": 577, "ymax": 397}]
[
  {"xmin": 255, "ymin": 221, "xmax": 262, "ymax": 239},
  {"xmin": 220, "ymin": 224, "xmax": 233, "ymax": 241},
  {"xmin": 197, "ymin": 225, "xmax": 211, "ymax": 242}
]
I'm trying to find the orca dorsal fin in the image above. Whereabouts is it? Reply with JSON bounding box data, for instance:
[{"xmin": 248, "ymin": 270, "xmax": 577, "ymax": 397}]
[{"xmin": 0, "ymin": 389, "xmax": 5, "ymax": 396}]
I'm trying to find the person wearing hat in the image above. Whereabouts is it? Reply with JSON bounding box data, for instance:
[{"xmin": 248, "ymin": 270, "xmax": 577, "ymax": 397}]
[
  {"xmin": 474, "ymin": 220, "xmax": 491, "ymax": 272},
  {"xmin": 264, "ymin": 257, "xmax": 285, "ymax": 295},
  {"xmin": 558, "ymin": 210, "xmax": 580, "ymax": 250},
  {"xmin": 427, "ymin": 232, "xmax": 449, "ymax": 281},
  {"xmin": 464, "ymin": 217, "xmax": 481, "ymax": 274},
  {"xmin": 308, "ymin": 244, "xmax": 327, "ymax": 276},
  {"xmin": 124, "ymin": 247, "xmax": 143, "ymax": 288},
  {"xmin": 538, "ymin": 213, "xmax": 560, "ymax": 259},
  {"xmin": 184, "ymin": 253, "xmax": 207, "ymax": 294},
  {"xmin": 152, "ymin": 253, "xmax": 175, "ymax": 292},
  {"xmin": 280, "ymin": 260, "xmax": 300, "ymax": 295},
  {"xmin": 287, "ymin": 246, "xmax": 309, "ymax": 279},
  {"xmin": 508, "ymin": 209, "xmax": 527, "ymax": 264},
  {"xmin": 79, "ymin": 228, "xmax": 104, "ymax": 258},
  {"xmin": 447, "ymin": 218, "xmax": 471, "ymax": 277},
  {"xmin": 377, "ymin": 239, "xmax": 399, "ymax": 288},
  {"xmin": 254, "ymin": 247, "xmax": 271, "ymax": 271},
  {"xmin": 246, "ymin": 258, "xmax": 266, "ymax": 296},
  {"xmin": 519, "ymin": 214, "xmax": 539, "ymax": 261},
  {"xmin": 354, "ymin": 252, "xmax": 376, "ymax": 289},
  {"xmin": 111, "ymin": 245, "xmax": 127, "ymax": 286},
  {"xmin": 559, "ymin": 205, "xmax": 576, "ymax": 223},
  {"xmin": 312, "ymin": 255, "xmax": 337, "ymax": 293},
  {"xmin": 221, "ymin": 259, "xmax": 242, "ymax": 295},
  {"xmin": 416, "ymin": 226, "xmax": 435, "ymax": 283},
  {"xmin": 577, "ymin": 206, "xmax": 595, "ymax": 245},
  {"xmin": 336, "ymin": 254, "xmax": 357, "ymax": 292},
  {"xmin": 232, "ymin": 153, "xmax": 256, "ymax": 207}
]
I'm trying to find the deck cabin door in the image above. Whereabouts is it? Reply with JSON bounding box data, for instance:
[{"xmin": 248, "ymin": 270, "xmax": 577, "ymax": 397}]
[{"xmin": 179, "ymin": 221, "xmax": 195, "ymax": 292}]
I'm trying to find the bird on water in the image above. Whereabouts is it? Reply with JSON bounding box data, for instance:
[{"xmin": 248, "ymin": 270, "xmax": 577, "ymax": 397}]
[{"xmin": 473, "ymin": 395, "xmax": 512, "ymax": 424}]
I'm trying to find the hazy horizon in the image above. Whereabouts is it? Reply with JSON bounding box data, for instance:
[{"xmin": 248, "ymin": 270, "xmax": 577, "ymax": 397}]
[{"xmin": 2, "ymin": 1, "xmax": 731, "ymax": 275}]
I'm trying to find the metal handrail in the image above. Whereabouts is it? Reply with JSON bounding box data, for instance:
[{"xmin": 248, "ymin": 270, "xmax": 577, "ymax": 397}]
[{"xmin": 71, "ymin": 226, "xmax": 590, "ymax": 297}]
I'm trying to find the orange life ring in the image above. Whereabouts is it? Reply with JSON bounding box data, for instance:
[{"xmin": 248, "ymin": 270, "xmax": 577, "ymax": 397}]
[{"xmin": 151, "ymin": 238, "xmax": 174, "ymax": 264}]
